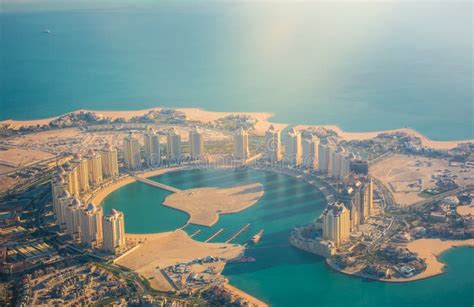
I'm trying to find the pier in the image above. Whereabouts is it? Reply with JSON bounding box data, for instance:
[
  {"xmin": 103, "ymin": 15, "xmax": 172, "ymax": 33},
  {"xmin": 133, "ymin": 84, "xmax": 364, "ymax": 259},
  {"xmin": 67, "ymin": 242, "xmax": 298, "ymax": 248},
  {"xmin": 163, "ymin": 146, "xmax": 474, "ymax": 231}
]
[
  {"xmin": 204, "ymin": 228, "xmax": 224, "ymax": 243},
  {"xmin": 133, "ymin": 176, "xmax": 182, "ymax": 193},
  {"xmin": 189, "ymin": 229, "xmax": 201, "ymax": 238},
  {"xmin": 225, "ymin": 223, "xmax": 251, "ymax": 243}
]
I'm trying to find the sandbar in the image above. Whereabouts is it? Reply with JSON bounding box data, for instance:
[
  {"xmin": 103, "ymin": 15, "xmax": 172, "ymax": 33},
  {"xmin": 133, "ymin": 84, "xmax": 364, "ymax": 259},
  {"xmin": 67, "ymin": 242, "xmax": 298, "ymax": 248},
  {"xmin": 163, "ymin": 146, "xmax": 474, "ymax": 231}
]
[{"xmin": 162, "ymin": 183, "xmax": 264, "ymax": 227}]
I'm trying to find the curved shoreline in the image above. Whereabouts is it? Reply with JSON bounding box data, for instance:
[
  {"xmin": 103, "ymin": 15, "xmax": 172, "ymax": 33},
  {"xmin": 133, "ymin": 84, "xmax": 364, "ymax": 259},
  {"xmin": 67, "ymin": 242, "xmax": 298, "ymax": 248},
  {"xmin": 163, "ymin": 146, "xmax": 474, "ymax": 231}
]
[{"xmin": 326, "ymin": 239, "xmax": 474, "ymax": 283}]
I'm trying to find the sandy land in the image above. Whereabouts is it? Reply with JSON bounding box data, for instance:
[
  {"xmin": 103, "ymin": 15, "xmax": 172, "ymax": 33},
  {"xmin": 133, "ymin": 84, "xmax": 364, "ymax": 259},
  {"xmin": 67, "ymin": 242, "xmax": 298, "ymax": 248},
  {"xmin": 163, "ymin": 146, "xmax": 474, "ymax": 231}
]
[
  {"xmin": 456, "ymin": 205, "xmax": 474, "ymax": 216},
  {"xmin": 1, "ymin": 107, "xmax": 287, "ymax": 135},
  {"xmin": 295, "ymin": 125, "xmax": 473, "ymax": 150},
  {"xmin": 0, "ymin": 147, "xmax": 54, "ymax": 167},
  {"xmin": 224, "ymin": 284, "xmax": 268, "ymax": 307},
  {"xmin": 370, "ymin": 154, "xmax": 474, "ymax": 206},
  {"xmin": 162, "ymin": 183, "xmax": 264, "ymax": 227},
  {"xmin": 116, "ymin": 230, "xmax": 244, "ymax": 290},
  {"xmin": 327, "ymin": 238, "xmax": 474, "ymax": 283},
  {"xmin": 395, "ymin": 238, "xmax": 474, "ymax": 281}
]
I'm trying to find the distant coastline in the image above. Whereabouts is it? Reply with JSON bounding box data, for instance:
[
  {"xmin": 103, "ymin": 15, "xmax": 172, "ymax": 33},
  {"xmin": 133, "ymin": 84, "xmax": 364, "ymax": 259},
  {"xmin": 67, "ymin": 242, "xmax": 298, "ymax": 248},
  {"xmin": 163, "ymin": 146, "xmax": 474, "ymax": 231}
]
[{"xmin": 2, "ymin": 107, "xmax": 472, "ymax": 149}]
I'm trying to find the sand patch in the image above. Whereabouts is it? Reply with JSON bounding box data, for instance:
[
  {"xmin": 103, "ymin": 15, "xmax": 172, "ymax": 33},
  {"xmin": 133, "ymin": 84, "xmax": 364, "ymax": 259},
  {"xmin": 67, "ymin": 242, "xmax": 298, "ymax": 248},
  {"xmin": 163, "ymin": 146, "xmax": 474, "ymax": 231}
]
[
  {"xmin": 116, "ymin": 230, "xmax": 243, "ymax": 290},
  {"xmin": 396, "ymin": 238, "xmax": 474, "ymax": 281},
  {"xmin": 456, "ymin": 205, "xmax": 474, "ymax": 216},
  {"xmin": 163, "ymin": 183, "xmax": 264, "ymax": 227},
  {"xmin": 370, "ymin": 154, "xmax": 473, "ymax": 206}
]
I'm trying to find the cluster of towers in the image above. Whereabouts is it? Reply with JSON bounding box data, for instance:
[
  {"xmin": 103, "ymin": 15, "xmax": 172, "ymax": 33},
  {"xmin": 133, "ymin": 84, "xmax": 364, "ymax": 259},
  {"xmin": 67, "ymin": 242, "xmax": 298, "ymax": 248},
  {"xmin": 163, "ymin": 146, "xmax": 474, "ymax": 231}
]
[
  {"xmin": 61, "ymin": 145, "xmax": 119, "ymax": 197},
  {"xmin": 122, "ymin": 126, "xmax": 206, "ymax": 170},
  {"xmin": 51, "ymin": 179, "xmax": 126, "ymax": 254},
  {"xmin": 321, "ymin": 178, "xmax": 374, "ymax": 246},
  {"xmin": 264, "ymin": 125, "xmax": 355, "ymax": 180},
  {"xmin": 264, "ymin": 125, "xmax": 320, "ymax": 169}
]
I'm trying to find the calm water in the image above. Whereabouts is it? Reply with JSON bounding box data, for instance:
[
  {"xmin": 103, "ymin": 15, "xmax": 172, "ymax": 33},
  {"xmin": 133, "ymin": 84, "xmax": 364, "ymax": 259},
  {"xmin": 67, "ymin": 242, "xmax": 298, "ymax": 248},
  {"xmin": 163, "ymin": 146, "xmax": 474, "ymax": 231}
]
[
  {"xmin": 1, "ymin": 1, "xmax": 473, "ymax": 140},
  {"xmin": 102, "ymin": 169, "xmax": 474, "ymax": 307}
]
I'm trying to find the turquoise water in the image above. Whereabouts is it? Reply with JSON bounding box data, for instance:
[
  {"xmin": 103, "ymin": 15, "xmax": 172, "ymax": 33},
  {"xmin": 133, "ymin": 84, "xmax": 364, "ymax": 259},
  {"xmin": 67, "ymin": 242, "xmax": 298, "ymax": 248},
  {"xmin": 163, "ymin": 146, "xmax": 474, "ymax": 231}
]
[
  {"xmin": 101, "ymin": 169, "xmax": 474, "ymax": 306},
  {"xmin": 1, "ymin": 1, "xmax": 473, "ymax": 140}
]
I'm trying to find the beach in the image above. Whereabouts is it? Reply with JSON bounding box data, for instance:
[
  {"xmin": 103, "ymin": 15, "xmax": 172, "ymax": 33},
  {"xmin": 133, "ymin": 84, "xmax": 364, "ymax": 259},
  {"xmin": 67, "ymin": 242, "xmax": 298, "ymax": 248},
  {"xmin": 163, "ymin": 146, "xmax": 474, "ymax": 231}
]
[{"xmin": 296, "ymin": 125, "xmax": 473, "ymax": 150}]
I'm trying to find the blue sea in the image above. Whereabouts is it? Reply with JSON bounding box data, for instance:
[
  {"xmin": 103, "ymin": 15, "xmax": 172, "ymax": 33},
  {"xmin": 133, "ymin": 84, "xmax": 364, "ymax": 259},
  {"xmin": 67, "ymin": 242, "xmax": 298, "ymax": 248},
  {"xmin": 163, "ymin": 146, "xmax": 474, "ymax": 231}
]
[{"xmin": 1, "ymin": 1, "xmax": 472, "ymax": 140}]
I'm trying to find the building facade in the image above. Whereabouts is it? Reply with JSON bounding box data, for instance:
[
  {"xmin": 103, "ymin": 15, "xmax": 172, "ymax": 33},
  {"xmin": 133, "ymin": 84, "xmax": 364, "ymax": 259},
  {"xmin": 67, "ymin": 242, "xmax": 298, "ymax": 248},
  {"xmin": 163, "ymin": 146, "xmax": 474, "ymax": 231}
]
[
  {"xmin": 265, "ymin": 125, "xmax": 282, "ymax": 162},
  {"xmin": 123, "ymin": 133, "xmax": 141, "ymax": 170},
  {"xmin": 143, "ymin": 127, "xmax": 161, "ymax": 167},
  {"xmin": 166, "ymin": 128, "xmax": 182, "ymax": 161},
  {"xmin": 103, "ymin": 209, "xmax": 126, "ymax": 254},
  {"xmin": 101, "ymin": 144, "xmax": 119, "ymax": 178},
  {"xmin": 284, "ymin": 128, "xmax": 302, "ymax": 166},
  {"xmin": 302, "ymin": 136, "xmax": 319, "ymax": 169},
  {"xmin": 233, "ymin": 127, "xmax": 250, "ymax": 160},
  {"xmin": 189, "ymin": 127, "xmax": 204, "ymax": 159}
]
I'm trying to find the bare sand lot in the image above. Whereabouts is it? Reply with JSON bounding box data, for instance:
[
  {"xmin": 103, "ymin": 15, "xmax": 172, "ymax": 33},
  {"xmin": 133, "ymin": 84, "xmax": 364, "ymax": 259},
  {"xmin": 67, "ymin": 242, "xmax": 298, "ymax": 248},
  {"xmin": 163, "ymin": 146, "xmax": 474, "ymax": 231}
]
[
  {"xmin": 295, "ymin": 125, "xmax": 472, "ymax": 150},
  {"xmin": 116, "ymin": 230, "xmax": 244, "ymax": 290},
  {"xmin": 456, "ymin": 205, "xmax": 474, "ymax": 216},
  {"xmin": 163, "ymin": 183, "xmax": 264, "ymax": 227},
  {"xmin": 395, "ymin": 238, "xmax": 474, "ymax": 282},
  {"xmin": 0, "ymin": 147, "xmax": 54, "ymax": 167},
  {"xmin": 370, "ymin": 154, "xmax": 474, "ymax": 206}
]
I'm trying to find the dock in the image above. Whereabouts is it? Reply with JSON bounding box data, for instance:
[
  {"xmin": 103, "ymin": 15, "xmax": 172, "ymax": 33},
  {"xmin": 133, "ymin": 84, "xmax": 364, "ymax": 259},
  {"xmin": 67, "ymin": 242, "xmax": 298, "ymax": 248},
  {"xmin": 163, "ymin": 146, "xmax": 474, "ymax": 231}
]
[
  {"xmin": 133, "ymin": 176, "xmax": 182, "ymax": 193},
  {"xmin": 204, "ymin": 228, "xmax": 224, "ymax": 243},
  {"xmin": 189, "ymin": 229, "xmax": 201, "ymax": 238},
  {"xmin": 225, "ymin": 223, "xmax": 251, "ymax": 243}
]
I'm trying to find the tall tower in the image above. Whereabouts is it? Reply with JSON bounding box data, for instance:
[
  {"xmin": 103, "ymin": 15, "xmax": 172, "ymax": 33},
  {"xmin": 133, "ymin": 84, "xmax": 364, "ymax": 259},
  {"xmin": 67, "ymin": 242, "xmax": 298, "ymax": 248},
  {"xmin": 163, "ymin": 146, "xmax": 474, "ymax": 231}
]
[
  {"xmin": 302, "ymin": 136, "xmax": 319, "ymax": 169},
  {"xmin": 123, "ymin": 133, "xmax": 141, "ymax": 170},
  {"xmin": 80, "ymin": 202, "xmax": 103, "ymax": 248},
  {"xmin": 265, "ymin": 125, "xmax": 282, "ymax": 163},
  {"xmin": 233, "ymin": 127, "xmax": 250, "ymax": 160},
  {"xmin": 87, "ymin": 150, "xmax": 103, "ymax": 186},
  {"xmin": 166, "ymin": 128, "xmax": 182, "ymax": 161},
  {"xmin": 71, "ymin": 154, "xmax": 90, "ymax": 193},
  {"xmin": 101, "ymin": 144, "xmax": 119, "ymax": 178},
  {"xmin": 284, "ymin": 128, "xmax": 302, "ymax": 166},
  {"xmin": 318, "ymin": 140, "xmax": 336, "ymax": 175},
  {"xmin": 65, "ymin": 197, "xmax": 83, "ymax": 241},
  {"xmin": 143, "ymin": 127, "xmax": 161, "ymax": 167},
  {"xmin": 103, "ymin": 209, "xmax": 126, "ymax": 254},
  {"xmin": 189, "ymin": 127, "xmax": 204, "ymax": 159},
  {"xmin": 64, "ymin": 164, "xmax": 80, "ymax": 197},
  {"xmin": 322, "ymin": 202, "xmax": 350, "ymax": 246}
]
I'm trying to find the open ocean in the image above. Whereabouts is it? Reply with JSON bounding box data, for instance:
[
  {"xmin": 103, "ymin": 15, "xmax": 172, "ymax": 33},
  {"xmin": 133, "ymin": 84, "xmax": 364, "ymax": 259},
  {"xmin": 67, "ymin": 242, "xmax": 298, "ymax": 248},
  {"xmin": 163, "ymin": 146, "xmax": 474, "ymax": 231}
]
[{"xmin": 1, "ymin": 1, "xmax": 472, "ymax": 140}]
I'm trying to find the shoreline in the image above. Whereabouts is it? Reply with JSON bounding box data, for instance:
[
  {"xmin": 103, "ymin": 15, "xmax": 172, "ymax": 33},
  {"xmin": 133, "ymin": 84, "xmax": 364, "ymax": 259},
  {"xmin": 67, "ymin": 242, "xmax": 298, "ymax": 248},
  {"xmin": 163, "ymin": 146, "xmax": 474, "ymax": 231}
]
[
  {"xmin": 326, "ymin": 238, "xmax": 474, "ymax": 283},
  {"xmin": 2, "ymin": 107, "xmax": 472, "ymax": 145}
]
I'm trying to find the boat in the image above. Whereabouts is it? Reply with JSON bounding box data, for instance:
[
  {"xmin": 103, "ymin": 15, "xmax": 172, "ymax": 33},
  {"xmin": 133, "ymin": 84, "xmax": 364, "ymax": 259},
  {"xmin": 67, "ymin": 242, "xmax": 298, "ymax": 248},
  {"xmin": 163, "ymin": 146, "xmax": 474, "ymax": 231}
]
[
  {"xmin": 250, "ymin": 229, "xmax": 264, "ymax": 244},
  {"xmin": 42, "ymin": 29, "xmax": 51, "ymax": 34}
]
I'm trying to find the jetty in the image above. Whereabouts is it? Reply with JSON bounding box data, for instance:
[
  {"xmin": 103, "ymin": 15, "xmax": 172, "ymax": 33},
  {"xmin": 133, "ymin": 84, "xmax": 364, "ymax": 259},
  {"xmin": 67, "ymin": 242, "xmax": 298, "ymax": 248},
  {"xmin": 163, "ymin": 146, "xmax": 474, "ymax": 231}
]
[
  {"xmin": 189, "ymin": 229, "xmax": 202, "ymax": 238},
  {"xmin": 133, "ymin": 176, "xmax": 181, "ymax": 193},
  {"xmin": 225, "ymin": 223, "xmax": 251, "ymax": 243},
  {"xmin": 204, "ymin": 228, "xmax": 224, "ymax": 243}
]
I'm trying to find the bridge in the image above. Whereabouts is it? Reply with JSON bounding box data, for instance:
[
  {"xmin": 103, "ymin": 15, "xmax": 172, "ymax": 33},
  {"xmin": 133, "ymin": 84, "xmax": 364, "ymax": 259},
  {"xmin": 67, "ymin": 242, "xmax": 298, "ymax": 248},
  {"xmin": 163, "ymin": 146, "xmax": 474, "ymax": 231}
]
[{"xmin": 133, "ymin": 176, "xmax": 182, "ymax": 193}]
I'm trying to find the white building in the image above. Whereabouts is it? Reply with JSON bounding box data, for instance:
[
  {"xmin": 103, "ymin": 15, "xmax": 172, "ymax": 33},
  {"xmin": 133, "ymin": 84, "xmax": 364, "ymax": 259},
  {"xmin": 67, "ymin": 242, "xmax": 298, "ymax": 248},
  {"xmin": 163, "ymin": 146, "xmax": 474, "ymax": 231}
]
[
  {"xmin": 80, "ymin": 203, "xmax": 103, "ymax": 248},
  {"xmin": 233, "ymin": 127, "xmax": 250, "ymax": 160},
  {"xmin": 101, "ymin": 144, "xmax": 119, "ymax": 178},
  {"xmin": 265, "ymin": 125, "xmax": 282, "ymax": 162},
  {"xmin": 143, "ymin": 127, "xmax": 161, "ymax": 167},
  {"xmin": 87, "ymin": 150, "xmax": 103, "ymax": 186},
  {"xmin": 123, "ymin": 133, "xmax": 141, "ymax": 170},
  {"xmin": 331, "ymin": 148, "xmax": 351, "ymax": 181},
  {"xmin": 189, "ymin": 127, "xmax": 204, "ymax": 159},
  {"xmin": 65, "ymin": 197, "xmax": 83, "ymax": 241},
  {"xmin": 284, "ymin": 128, "xmax": 302, "ymax": 166},
  {"xmin": 318, "ymin": 140, "xmax": 336, "ymax": 175},
  {"xmin": 103, "ymin": 209, "xmax": 126, "ymax": 254},
  {"xmin": 322, "ymin": 202, "xmax": 351, "ymax": 246},
  {"xmin": 71, "ymin": 154, "xmax": 90, "ymax": 193},
  {"xmin": 302, "ymin": 136, "xmax": 319, "ymax": 169},
  {"xmin": 166, "ymin": 128, "xmax": 182, "ymax": 161}
]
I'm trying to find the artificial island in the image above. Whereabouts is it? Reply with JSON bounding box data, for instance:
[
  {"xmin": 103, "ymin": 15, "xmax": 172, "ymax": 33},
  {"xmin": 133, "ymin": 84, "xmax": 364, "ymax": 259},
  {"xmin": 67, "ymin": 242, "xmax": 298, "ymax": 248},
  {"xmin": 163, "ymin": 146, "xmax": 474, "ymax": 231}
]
[{"xmin": 0, "ymin": 107, "xmax": 473, "ymax": 306}]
